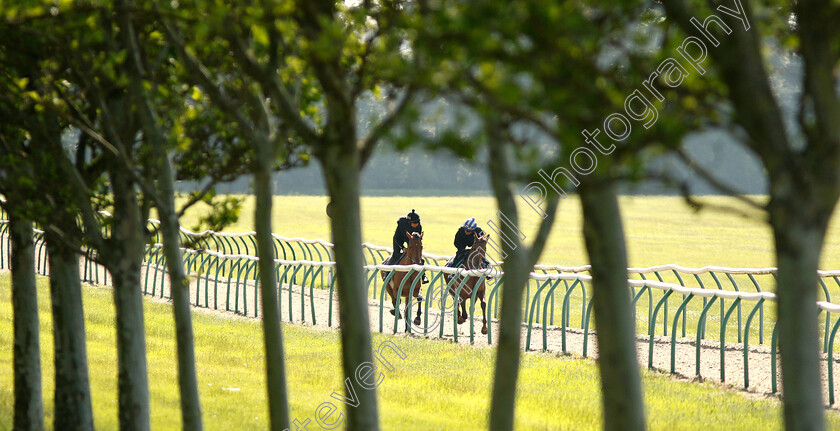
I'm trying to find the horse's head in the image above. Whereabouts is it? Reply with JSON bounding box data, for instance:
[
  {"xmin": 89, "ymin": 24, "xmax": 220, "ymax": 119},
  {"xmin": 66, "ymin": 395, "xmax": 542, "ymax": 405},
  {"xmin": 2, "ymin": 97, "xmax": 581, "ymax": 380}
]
[
  {"xmin": 466, "ymin": 233, "xmax": 489, "ymax": 268},
  {"xmin": 405, "ymin": 231, "xmax": 424, "ymax": 263}
]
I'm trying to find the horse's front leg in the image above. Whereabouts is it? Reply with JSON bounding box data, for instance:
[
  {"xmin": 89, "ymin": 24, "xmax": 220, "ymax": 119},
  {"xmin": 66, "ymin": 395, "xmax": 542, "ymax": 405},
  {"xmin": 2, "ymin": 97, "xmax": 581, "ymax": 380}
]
[
  {"xmin": 389, "ymin": 289, "xmax": 400, "ymax": 318},
  {"xmin": 404, "ymin": 297, "xmax": 411, "ymax": 332},
  {"xmin": 458, "ymin": 298, "xmax": 467, "ymax": 324},
  {"xmin": 413, "ymin": 294, "xmax": 422, "ymax": 327},
  {"xmin": 480, "ymin": 294, "xmax": 488, "ymax": 335}
]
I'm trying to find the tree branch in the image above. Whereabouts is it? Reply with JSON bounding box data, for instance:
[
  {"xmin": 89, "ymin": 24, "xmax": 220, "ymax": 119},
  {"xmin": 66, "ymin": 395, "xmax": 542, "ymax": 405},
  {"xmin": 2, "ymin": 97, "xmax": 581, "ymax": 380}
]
[
  {"xmin": 224, "ymin": 30, "xmax": 320, "ymax": 144},
  {"xmin": 359, "ymin": 86, "xmax": 416, "ymax": 166},
  {"xmin": 673, "ymin": 147, "xmax": 764, "ymax": 210},
  {"xmin": 661, "ymin": 0, "xmax": 793, "ymax": 170}
]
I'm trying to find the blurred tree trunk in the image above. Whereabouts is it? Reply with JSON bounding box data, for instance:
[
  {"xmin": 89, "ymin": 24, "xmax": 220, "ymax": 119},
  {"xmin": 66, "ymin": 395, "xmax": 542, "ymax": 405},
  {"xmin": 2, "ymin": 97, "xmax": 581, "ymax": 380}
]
[
  {"xmin": 579, "ymin": 180, "xmax": 645, "ymax": 431},
  {"xmin": 156, "ymin": 158, "xmax": 204, "ymax": 431},
  {"xmin": 159, "ymin": 13, "xmax": 294, "ymax": 430},
  {"xmin": 770, "ymin": 194, "xmax": 832, "ymax": 431},
  {"xmin": 117, "ymin": 3, "xmax": 205, "ymax": 426},
  {"xmin": 321, "ymin": 145, "xmax": 380, "ymax": 431},
  {"xmin": 254, "ymin": 136, "xmax": 292, "ymax": 431},
  {"xmin": 485, "ymin": 119, "xmax": 558, "ymax": 431},
  {"xmin": 45, "ymin": 235, "xmax": 93, "ymax": 431},
  {"xmin": 108, "ymin": 166, "xmax": 151, "ymax": 431},
  {"xmin": 487, "ymin": 242, "xmax": 529, "ymax": 431},
  {"xmin": 10, "ymin": 213, "xmax": 43, "ymax": 431},
  {"xmin": 662, "ymin": 1, "xmax": 840, "ymax": 429}
]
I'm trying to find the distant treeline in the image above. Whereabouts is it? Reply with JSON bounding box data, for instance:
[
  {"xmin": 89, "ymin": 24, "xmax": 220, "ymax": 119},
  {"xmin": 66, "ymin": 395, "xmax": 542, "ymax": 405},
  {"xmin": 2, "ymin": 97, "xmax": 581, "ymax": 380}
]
[{"xmin": 200, "ymin": 129, "xmax": 767, "ymax": 196}]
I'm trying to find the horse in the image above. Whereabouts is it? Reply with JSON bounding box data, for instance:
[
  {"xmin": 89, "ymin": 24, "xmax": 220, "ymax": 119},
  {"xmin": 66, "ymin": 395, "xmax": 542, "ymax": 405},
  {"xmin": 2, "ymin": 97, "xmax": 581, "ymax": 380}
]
[
  {"xmin": 380, "ymin": 231, "xmax": 424, "ymax": 329},
  {"xmin": 444, "ymin": 233, "xmax": 489, "ymax": 335}
]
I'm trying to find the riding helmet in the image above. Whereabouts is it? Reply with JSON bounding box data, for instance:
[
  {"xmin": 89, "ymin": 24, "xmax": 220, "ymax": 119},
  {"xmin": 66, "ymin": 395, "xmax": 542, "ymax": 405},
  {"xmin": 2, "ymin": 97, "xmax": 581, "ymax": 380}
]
[
  {"xmin": 463, "ymin": 217, "xmax": 478, "ymax": 231},
  {"xmin": 407, "ymin": 209, "xmax": 421, "ymax": 223}
]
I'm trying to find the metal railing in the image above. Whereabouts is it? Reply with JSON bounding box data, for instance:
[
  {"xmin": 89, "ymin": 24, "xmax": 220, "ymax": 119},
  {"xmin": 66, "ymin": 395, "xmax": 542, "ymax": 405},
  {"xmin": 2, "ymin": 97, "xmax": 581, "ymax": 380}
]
[{"xmin": 5, "ymin": 220, "xmax": 840, "ymax": 403}]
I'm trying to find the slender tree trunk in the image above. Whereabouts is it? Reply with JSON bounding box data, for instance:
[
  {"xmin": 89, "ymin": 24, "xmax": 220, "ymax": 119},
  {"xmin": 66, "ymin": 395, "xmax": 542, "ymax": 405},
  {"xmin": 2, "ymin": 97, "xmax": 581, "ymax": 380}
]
[
  {"xmin": 771, "ymin": 202, "xmax": 828, "ymax": 431},
  {"xmin": 485, "ymin": 165, "xmax": 531, "ymax": 431},
  {"xmin": 10, "ymin": 213, "xmax": 44, "ymax": 431},
  {"xmin": 485, "ymin": 121, "xmax": 559, "ymax": 431},
  {"xmin": 157, "ymin": 154, "xmax": 204, "ymax": 431},
  {"xmin": 488, "ymin": 248, "xmax": 529, "ymax": 431},
  {"xmin": 485, "ymin": 134, "xmax": 529, "ymax": 431},
  {"xmin": 321, "ymin": 146, "xmax": 379, "ymax": 431},
  {"xmin": 579, "ymin": 181, "xmax": 646, "ymax": 431},
  {"xmin": 45, "ymin": 236, "xmax": 94, "ymax": 431},
  {"xmin": 254, "ymin": 141, "xmax": 291, "ymax": 431},
  {"xmin": 107, "ymin": 168, "xmax": 151, "ymax": 431},
  {"xmin": 121, "ymin": 5, "xmax": 204, "ymax": 421}
]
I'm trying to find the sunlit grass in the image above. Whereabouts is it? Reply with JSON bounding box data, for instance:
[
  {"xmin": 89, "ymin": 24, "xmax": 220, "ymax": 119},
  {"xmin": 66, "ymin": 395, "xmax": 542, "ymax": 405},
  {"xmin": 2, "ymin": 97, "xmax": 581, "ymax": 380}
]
[
  {"xmin": 168, "ymin": 194, "xmax": 840, "ymax": 348},
  {"xmin": 2, "ymin": 275, "xmax": 839, "ymax": 430},
  {"xmin": 174, "ymin": 194, "xmax": 840, "ymax": 269}
]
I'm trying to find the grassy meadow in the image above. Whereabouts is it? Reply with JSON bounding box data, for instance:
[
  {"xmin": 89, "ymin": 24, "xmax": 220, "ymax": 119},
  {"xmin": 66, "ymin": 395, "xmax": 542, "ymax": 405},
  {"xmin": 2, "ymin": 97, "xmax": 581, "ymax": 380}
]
[
  {"xmin": 169, "ymin": 194, "xmax": 840, "ymax": 347},
  {"xmin": 3, "ymin": 275, "xmax": 836, "ymax": 430},
  {"xmin": 176, "ymin": 194, "xmax": 840, "ymax": 269}
]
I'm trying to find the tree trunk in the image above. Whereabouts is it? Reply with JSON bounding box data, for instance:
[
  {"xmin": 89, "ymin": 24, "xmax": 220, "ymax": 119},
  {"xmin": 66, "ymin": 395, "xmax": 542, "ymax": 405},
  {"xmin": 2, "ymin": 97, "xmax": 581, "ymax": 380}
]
[
  {"xmin": 771, "ymin": 202, "xmax": 828, "ymax": 431},
  {"xmin": 579, "ymin": 181, "xmax": 646, "ymax": 431},
  {"xmin": 10, "ymin": 213, "xmax": 44, "ymax": 431},
  {"xmin": 254, "ymin": 141, "xmax": 291, "ymax": 431},
  {"xmin": 321, "ymin": 147, "xmax": 380, "ymax": 431},
  {"xmin": 488, "ymin": 248, "xmax": 530, "ymax": 431},
  {"xmin": 485, "ymin": 122, "xmax": 559, "ymax": 431},
  {"xmin": 157, "ymin": 154, "xmax": 204, "ymax": 431},
  {"xmin": 107, "ymin": 168, "xmax": 151, "ymax": 431},
  {"xmin": 485, "ymin": 162, "xmax": 531, "ymax": 431},
  {"xmin": 45, "ymin": 236, "xmax": 94, "ymax": 431},
  {"xmin": 485, "ymin": 133, "xmax": 529, "ymax": 431},
  {"xmin": 117, "ymin": 4, "xmax": 205, "ymax": 426}
]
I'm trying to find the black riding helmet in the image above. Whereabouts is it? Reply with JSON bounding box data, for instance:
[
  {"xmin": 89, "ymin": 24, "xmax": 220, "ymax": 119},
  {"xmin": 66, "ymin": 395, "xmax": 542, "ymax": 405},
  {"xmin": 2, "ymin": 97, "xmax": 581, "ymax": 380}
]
[{"xmin": 407, "ymin": 209, "xmax": 420, "ymax": 223}]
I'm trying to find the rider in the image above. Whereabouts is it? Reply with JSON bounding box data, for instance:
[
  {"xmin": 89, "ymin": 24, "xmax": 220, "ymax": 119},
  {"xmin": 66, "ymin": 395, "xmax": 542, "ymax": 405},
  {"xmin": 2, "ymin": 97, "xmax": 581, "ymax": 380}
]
[
  {"xmin": 386, "ymin": 209, "xmax": 423, "ymax": 265},
  {"xmin": 451, "ymin": 217, "xmax": 489, "ymax": 268},
  {"xmin": 385, "ymin": 209, "xmax": 428, "ymax": 283}
]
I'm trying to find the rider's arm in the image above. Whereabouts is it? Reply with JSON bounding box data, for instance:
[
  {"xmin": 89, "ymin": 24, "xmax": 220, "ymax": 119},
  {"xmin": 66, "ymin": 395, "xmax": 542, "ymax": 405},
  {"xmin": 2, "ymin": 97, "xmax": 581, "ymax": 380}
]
[
  {"xmin": 454, "ymin": 230, "xmax": 467, "ymax": 252},
  {"xmin": 393, "ymin": 222, "xmax": 407, "ymax": 249}
]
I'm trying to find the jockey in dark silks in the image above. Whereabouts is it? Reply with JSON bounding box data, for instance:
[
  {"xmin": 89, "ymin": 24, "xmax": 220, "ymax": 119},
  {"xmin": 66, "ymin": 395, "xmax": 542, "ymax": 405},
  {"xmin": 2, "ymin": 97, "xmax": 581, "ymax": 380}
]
[
  {"xmin": 384, "ymin": 209, "xmax": 428, "ymax": 283},
  {"xmin": 450, "ymin": 217, "xmax": 491, "ymax": 270},
  {"xmin": 386, "ymin": 209, "xmax": 422, "ymax": 265}
]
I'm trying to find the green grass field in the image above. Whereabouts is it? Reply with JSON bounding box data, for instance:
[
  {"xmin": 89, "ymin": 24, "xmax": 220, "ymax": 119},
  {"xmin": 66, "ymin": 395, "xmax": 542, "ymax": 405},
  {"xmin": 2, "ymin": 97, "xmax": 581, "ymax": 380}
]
[
  {"xmin": 170, "ymin": 194, "xmax": 840, "ymax": 347},
  {"xmin": 3, "ymin": 275, "xmax": 837, "ymax": 430},
  {"xmin": 176, "ymin": 195, "xmax": 840, "ymax": 269}
]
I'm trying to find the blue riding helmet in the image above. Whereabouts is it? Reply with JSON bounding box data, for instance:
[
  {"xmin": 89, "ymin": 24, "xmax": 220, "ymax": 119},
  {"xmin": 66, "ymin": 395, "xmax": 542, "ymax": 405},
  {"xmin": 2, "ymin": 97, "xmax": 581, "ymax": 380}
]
[{"xmin": 462, "ymin": 217, "xmax": 478, "ymax": 231}]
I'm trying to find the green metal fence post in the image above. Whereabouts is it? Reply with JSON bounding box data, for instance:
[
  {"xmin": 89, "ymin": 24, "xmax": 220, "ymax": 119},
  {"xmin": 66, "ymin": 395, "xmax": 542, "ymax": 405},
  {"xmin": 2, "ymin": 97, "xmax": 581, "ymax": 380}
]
[{"xmin": 743, "ymin": 298, "xmax": 765, "ymax": 388}]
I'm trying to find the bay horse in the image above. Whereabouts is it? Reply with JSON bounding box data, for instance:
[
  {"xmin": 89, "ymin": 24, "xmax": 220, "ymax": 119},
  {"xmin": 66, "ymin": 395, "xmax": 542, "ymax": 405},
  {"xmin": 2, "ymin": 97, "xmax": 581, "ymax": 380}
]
[
  {"xmin": 445, "ymin": 233, "xmax": 489, "ymax": 334},
  {"xmin": 381, "ymin": 231, "xmax": 424, "ymax": 329}
]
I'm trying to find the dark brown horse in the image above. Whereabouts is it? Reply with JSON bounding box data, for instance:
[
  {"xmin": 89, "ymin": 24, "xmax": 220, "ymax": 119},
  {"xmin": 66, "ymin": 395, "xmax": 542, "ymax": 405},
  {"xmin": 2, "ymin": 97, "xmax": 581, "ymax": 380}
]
[
  {"xmin": 381, "ymin": 231, "xmax": 424, "ymax": 328},
  {"xmin": 445, "ymin": 233, "xmax": 489, "ymax": 334}
]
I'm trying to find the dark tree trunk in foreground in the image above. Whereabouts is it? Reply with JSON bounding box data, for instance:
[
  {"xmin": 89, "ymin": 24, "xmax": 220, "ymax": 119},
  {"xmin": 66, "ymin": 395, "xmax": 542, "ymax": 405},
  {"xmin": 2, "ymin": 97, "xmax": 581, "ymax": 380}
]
[
  {"xmin": 10, "ymin": 214, "xmax": 44, "ymax": 431},
  {"xmin": 254, "ymin": 139, "xmax": 292, "ymax": 431},
  {"xmin": 157, "ymin": 157, "xmax": 204, "ymax": 431},
  {"xmin": 579, "ymin": 181, "xmax": 645, "ymax": 431},
  {"xmin": 321, "ymin": 146, "xmax": 380, "ymax": 431},
  {"xmin": 485, "ymin": 160, "xmax": 532, "ymax": 431},
  {"xmin": 661, "ymin": 1, "xmax": 840, "ymax": 429},
  {"xmin": 485, "ymin": 124, "xmax": 558, "ymax": 431},
  {"xmin": 487, "ymin": 246, "xmax": 530, "ymax": 431},
  {"xmin": 771, "ymin": 198, "xmax": 831, "ymax": 431},
  {"xmin": 108, "ymin": 167, "xmax": 151, "ymax": 431},
  {"xmin": 46, "ymin": 236, "xmax": 93, "ymax": 431}
]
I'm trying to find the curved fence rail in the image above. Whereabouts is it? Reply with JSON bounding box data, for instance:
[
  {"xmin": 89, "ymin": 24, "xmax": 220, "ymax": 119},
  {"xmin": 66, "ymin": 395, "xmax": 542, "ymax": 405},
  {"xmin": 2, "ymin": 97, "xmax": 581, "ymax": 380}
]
[{"xmin": 6, "ymin": 220, "xmax": 840, "ymax": 404}]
